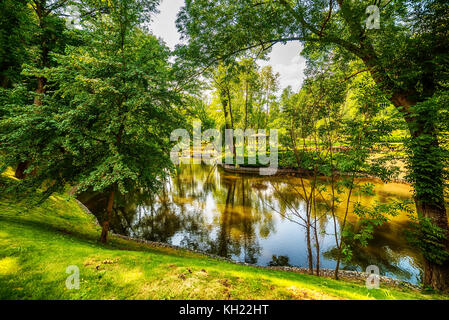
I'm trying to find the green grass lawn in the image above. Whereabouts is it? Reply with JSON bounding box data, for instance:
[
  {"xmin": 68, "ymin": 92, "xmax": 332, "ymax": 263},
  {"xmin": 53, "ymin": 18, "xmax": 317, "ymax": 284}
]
[{"xmin": 0, "ymin": 175, "xmax": 447, "ymax": 300}]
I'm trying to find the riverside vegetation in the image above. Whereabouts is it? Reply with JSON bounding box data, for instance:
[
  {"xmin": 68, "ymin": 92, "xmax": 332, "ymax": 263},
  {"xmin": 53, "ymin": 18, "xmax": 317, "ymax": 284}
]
[{"xmin": 0, "ymin": 169, "xmax": 447, "ymax": 300}]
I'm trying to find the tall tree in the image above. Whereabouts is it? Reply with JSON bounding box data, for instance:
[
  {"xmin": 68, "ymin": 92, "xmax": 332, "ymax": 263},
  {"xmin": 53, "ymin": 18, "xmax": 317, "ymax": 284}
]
[
  {"xmin": 0, "ymin": 0, "xmax": 31, "ymax": 89},
  {"xmin": 1, "ymin": 0, "xmax": 182, "ymax": 244},
  {"xmin": 259, "ymin": 65, "xmax": 279, "ymax": 123},
  {"xmin": 211, "ymin": 63, "xmax": 239, "ymax": 157},
  {"xmin": 11, "ymin": 0, "xmax": 72, "ymax": 179},
  {"xmin": 237, "ymin": 58, "xmax": 259, "ymax": 131}
]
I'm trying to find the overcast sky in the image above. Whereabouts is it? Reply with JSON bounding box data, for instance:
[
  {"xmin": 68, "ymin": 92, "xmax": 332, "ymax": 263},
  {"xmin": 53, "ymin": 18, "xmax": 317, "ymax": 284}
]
[{"xmin": 150, "ymin": 0, "xmax": 306, "ymax": 93}]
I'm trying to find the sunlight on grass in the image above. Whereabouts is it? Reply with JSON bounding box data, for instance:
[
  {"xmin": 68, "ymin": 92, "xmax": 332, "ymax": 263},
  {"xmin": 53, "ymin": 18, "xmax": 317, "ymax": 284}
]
[
  {"xmin": 118, "ymin": 269, "xmax": 144, "ymax": 284},
  {"xmin": 2, "ymin": 167, "xmax": 17, "ymax": 180},
  {"xmin": 0, "ymin": 257, "xmax": 20, "ymax": 275},
  {"xmin": 286, "ymin": 286, "xmax": 340, "ymax": 300}
]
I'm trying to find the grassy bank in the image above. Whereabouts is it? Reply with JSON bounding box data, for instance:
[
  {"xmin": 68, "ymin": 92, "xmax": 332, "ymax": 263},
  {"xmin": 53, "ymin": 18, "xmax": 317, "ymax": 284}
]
[{"xmin": 0, "ymin": 174, "xmax": 446, "ymax": 300}]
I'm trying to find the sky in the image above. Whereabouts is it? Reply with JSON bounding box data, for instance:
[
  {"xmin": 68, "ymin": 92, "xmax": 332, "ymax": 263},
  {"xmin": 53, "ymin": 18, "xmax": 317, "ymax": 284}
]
[{"xmin": 150, "ymin": 0, "xmax": 306, "ymax": 93}]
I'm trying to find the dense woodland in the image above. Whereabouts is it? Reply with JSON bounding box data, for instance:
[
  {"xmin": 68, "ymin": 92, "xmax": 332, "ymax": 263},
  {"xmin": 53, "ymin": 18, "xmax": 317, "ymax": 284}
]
[{"xmin": 1, "ymin": 0, "xmax": 449, "ymax": 292}]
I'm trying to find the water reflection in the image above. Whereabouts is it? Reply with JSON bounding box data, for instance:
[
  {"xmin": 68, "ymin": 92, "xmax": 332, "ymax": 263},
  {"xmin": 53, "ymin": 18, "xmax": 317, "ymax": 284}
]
[{"xmin": 79, "ymin": 164, "xmax": 422, "ymax": 284}]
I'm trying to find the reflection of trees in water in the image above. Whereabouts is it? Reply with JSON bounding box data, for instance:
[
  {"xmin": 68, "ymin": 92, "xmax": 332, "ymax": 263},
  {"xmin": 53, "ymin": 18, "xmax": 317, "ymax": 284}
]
[
  {"xmin": 133, "ymin": 197, "xmax": 182, "ymax": 243},
  {"xmin": 78, "ymin": 189, "xmax": 142, "ymax": 237},
  {"xmin": 204, "ymin": 177, "xmax": 261, "ymax": 263},
  {"xmin": 81, "ymin": 164, "xmax": 271, "ymax": 264},
  {"xmin": 78, "ymin": 182, "xmax": 209, "ymax": 243},
  {"xmin": 323, "ymin": 222, "xmax": 421, "ymax": 281},
  {"xmin": 253, "ymin": 177, "xmax": 420, "ymax": 281},
  {"xmin": 264, "ymin": 180, "xmax": 329, "ymax": 272},
  {"xmin": 240, "ymin": 176, "xmax": 263, "ymax": 263},
  {"xmin": 205, "ymin": 172, "xmax": 266, "ymax": 263},
  {"xmin": 169, "ymin": 164, "xmax": 274, "ymax": 263},
  {"xmin": 173, "ymin": 164, "xmax": 218, "ymax": 203},
  {"xmin": 268, "ymin": 255, "xmax": 291, "ymax": 267},
  {"xmin": 168, "ymin": 165, "xmax": 272, "ymax": 263}
]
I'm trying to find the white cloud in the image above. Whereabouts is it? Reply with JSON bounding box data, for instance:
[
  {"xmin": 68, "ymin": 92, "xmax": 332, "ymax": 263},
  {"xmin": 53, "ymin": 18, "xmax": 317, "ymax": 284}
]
[
  {"xmin": 150, "ymin": 0, "xmax": 185, "ymax": 50},
  {"xmin": 258, "ymin": 42, "xmax": 306, "ymax": 94},
  {"xmin": 151, "ymin": 1, "xmax": 306, "ymax": 93}
]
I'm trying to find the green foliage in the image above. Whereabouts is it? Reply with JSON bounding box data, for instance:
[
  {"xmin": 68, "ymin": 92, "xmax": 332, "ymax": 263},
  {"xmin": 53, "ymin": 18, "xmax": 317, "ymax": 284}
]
[
  {"xmin": 0, "ymin": 0, "xmax": 32, "ymax": 88},
  {"xmin": 206, "ymin": 59, "xmax": 280, "ymax": 134},
  {"xmin": 0, "ymin": 0, "xmax": 184, "ymax": 201},
  {"xmin": 341, "ymin": 199, "xmax": 412, "ymax": 263},
  {"xmin": 278, "ymin": 150, "xmax": 302, "ymax": 168},
  {"xmin": 404, "ymin": 99, "xmax": 448, "ymax": 206},
  {"xmin": 405, "ymin": 214, "xmax": 449, "ymax": 266}
]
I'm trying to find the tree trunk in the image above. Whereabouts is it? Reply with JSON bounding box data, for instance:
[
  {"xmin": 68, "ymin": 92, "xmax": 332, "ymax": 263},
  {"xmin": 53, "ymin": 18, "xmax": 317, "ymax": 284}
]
[
  {"xmin": 244, "ymin": 80, "xmax": 249, "ymax": 132},
  {"xmin": 0, "ymin": 74, "xmax": 9, "ymax": 89},
  {"xmin": 321, "ymin": 0, "xmax": 449, "ymax": 289},
  {"xmin": 305, "ymin": 212, "xmax": 314, "ymax": 274},
  {"xmin": 306, "ymin": 226, "xmax": 314, "ymax": 274},
  {"xmin": 420, "ymin": 201, "xmax": 449, "ymax": 291},
  {"xmin": 290, "ymin": 125, "xmax": 301, "ymax": 168},
  {"xmin": 34, "ymin": 76, "xmax": 46, "ymax": 106},
  {"xmin": 100, "ymin": 188, "xmax": 115, "ymax": 244},
  {"xmin": 314, "ymin": 226, "xmax": 320, "ymax": 276},
  {"xmin": 14, "ymin": 161, "xmax": 29, "ymax": 179},
  {"xmin": 335, "ymin": 255, "xmax": 341, "ymax": 280},
  {"xmin": 395, "ymin": 94, "xmax": 449, "ymax": 291},
  {"xmin": 15, "ymin": 77, "xmax": 46, "ymax": 178},
  {"xmin": 410, "ymin": 124, "xmax": 449, "ymax": 291},
  {"xmin": 313, "ymin": 193, "xmax": 320, "ymax": 276},
  {"xmin": 226, "ymin": 89, "xmax": 236, "ymax": 157},
  {"xmin": 363, "ymin": 66, "xmax": 449, "ymax": 291},
  {"xmin": 221, "ymin": 92, "xmax": 234, "ymax": 158},
  {"xmin": 422, "ymin": 248, "xmax": 449, "ymax": 291}
]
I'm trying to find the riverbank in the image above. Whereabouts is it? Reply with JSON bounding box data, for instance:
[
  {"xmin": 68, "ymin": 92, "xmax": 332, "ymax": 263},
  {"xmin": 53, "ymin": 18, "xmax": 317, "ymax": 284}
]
[
  {"xmin": 0, "ymin": 174, "xmax": 445, "ymax": 299},
  {"xmin": 112, "ymin": 233, "xmax": 420, "ymax": 291}
]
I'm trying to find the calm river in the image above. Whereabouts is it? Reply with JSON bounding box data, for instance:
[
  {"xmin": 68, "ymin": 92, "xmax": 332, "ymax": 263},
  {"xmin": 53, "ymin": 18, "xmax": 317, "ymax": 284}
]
[{"xmin": 79, "ymin": 164, "xmax": 422, "ymax": 284}]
